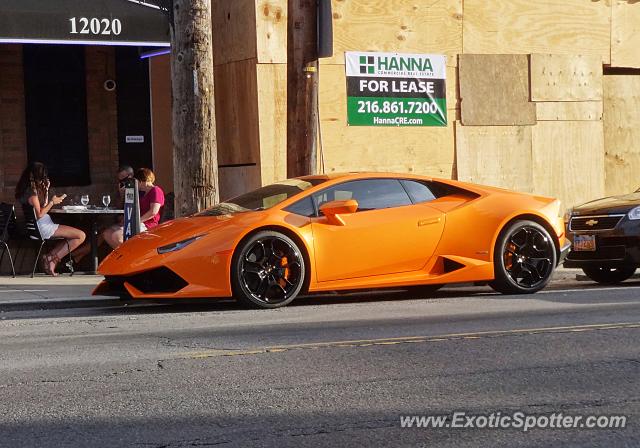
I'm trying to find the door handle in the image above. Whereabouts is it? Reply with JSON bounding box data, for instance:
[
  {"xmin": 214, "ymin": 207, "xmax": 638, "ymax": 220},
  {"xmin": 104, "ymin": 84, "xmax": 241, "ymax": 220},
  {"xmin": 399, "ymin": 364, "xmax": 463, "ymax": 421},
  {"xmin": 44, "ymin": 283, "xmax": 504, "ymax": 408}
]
[{"xmin": 418, "ymin": 217, "xmax": 441, "ymax": 227}]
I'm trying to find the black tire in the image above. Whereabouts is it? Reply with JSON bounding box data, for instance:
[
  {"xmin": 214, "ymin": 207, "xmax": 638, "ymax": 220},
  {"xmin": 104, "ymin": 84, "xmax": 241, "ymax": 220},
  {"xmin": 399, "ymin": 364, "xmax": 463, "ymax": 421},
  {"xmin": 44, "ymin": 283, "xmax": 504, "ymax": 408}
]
[
  {"xmin": 490, "ymin": 220, "xmax": 557, "ymax": 295},
  {"xmin": 582, "ymin": 265, "xmax": 636, "ymax": 284},
  {"xmin": 231, "ymin": 231, "xmax": 306, "ymax": 309}
]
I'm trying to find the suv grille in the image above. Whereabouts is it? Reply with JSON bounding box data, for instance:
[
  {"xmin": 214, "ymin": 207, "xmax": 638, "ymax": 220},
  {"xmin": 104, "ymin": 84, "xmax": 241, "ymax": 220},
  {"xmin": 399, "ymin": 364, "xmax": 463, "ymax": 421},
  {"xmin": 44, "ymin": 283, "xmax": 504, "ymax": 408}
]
[{"xmin": 570, "ymin": 215, "xmax": 624, "ymax": 231}]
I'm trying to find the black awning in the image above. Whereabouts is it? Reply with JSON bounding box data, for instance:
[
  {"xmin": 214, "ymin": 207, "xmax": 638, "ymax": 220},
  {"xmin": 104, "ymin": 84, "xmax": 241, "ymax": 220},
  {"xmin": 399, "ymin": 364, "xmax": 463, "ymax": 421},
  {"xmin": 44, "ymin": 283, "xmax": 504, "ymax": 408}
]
[{"xmin": 0, "ymin": 0, "xmax": 170, "ymax": 47}]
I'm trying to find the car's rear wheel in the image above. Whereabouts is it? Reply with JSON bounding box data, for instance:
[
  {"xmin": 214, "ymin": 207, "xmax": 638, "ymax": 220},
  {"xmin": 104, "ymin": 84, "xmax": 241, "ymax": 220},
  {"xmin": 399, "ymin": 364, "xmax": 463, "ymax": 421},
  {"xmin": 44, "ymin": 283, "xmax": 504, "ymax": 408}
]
[
  {"xmin": 582, "ymin": 265, "xmax": 636, "ymax": 284},
  {"xmin": 231, "ymin": 231, "xmax": 306, "ymax": 309},
  {"xmin": 490, "ymin": 220, "xmax": 557, "ymax": 294}
]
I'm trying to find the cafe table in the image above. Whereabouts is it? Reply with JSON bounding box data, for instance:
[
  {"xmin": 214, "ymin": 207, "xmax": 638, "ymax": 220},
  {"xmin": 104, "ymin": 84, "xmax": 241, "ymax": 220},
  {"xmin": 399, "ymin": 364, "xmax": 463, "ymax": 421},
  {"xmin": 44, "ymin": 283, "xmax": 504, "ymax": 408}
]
[{"xmin": 50, "ymin": 206, "xmax": 124, "ymax": 274}]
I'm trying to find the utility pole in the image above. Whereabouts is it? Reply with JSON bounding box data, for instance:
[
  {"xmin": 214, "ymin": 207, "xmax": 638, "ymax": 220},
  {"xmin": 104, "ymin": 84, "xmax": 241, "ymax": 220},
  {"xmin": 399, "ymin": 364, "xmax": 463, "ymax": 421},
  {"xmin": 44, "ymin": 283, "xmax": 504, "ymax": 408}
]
[
  {"xmin": 287, "ymin": 0, "xmax": 319, "ymax": 178},
  {"xmin": 169, "ymin": 0, "xmax": 219, "ymax": 217}
]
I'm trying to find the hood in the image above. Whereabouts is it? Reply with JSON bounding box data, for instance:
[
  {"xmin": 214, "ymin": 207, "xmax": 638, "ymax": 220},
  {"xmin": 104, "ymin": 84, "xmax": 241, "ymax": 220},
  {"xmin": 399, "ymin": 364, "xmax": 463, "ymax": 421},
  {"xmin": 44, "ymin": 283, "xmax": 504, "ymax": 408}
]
[
  {"xmin": 142, "ymin": 215, "xmax": 233, "ymax": 241},
  {"xmin": 572, "ymin": 191, "xmax": 640, "ymax": 215},
  {"xmin": 107, "ymin": 213, "xmax": 254, "ymax": 260}
]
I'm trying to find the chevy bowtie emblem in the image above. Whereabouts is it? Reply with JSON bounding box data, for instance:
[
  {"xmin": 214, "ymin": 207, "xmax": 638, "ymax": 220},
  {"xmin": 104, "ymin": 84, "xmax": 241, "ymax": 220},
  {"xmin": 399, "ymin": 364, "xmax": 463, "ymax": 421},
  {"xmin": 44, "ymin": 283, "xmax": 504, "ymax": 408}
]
[{"xmin": 585, "ymin": 219, "xmax": 599, "ymax": 227}]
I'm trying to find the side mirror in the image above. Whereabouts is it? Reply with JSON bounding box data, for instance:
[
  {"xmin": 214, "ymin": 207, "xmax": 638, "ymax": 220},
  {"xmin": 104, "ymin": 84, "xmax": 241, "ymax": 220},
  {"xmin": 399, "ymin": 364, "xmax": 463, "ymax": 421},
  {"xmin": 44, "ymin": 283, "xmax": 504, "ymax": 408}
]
[{"xmin": 319, "ymin": 199, "xmax": 358, "ymax": 225}]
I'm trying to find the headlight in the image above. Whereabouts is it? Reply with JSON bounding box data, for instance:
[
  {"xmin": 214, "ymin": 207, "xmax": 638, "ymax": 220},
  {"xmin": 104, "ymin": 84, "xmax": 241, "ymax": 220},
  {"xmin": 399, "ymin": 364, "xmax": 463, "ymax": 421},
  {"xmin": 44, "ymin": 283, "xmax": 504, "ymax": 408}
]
[
  {"xmin": 157, "ymin": 234, "xmax": 206, "ymax": 254},
  {"xmin": 629, "ymin": 206, "xmax": 640, "ymax": 220},
  {"xmin": 563, "ymin": 208, "xmax": 572, "ymax": 223}
]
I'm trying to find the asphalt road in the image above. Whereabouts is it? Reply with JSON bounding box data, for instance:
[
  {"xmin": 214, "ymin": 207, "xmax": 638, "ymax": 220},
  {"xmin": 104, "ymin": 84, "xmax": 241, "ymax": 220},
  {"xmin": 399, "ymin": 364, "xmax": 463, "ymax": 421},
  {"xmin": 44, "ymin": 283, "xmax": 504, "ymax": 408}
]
[{"xmin": 0, "ymin": 283, "xmax": 639, "ymax": 447}]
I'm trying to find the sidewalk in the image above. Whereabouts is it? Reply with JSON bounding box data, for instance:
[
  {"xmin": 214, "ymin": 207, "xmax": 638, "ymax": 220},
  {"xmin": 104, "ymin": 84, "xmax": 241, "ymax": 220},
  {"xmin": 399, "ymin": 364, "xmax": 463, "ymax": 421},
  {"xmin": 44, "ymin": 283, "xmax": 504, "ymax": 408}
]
[
  {"xmin": 0, "ymin": 268, "xmax": 602, "ymax": 313},
  {"xmin": 0, "ymin": 274, "xmax": 119, "ymax": 311}
]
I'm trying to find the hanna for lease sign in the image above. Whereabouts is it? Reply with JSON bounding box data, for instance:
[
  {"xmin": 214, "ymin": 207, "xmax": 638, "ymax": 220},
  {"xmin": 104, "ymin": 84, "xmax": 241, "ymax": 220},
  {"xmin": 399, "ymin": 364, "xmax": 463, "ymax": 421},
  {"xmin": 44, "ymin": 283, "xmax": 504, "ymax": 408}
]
[{"xmin": 345, "ymin": 51, "xmax": 447, "ymax": 127}]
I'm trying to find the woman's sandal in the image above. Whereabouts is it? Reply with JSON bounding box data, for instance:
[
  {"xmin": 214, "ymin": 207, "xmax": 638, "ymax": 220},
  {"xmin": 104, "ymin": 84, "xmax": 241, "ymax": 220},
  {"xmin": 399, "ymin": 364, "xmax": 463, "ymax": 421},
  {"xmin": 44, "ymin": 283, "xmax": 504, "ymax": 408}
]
[{"xmin": 41, "ymin": 253, "xmax": 60, "ymax": 277}]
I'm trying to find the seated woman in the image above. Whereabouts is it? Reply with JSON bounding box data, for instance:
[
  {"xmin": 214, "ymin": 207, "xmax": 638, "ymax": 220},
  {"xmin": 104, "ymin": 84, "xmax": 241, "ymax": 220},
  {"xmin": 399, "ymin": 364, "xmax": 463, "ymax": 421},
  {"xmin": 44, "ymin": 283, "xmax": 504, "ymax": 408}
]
[
  {"xmin": 103, "ymin": 168, "xmax": 165, "ymax": 249},
  {"xmin": 15, "ymin": 162, "xmax": 86, "ymax": 276}
]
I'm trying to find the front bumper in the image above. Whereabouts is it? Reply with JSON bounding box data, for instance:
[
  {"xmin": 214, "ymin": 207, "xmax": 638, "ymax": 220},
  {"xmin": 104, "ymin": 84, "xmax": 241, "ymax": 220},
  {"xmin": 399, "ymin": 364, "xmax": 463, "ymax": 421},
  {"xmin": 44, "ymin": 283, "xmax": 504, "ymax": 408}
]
[
  {"xmin": 93, "ymin": 266, "xmax": 189, "ymax": 298},
  {"xmin": 564, "ymin": 224, "xmax": 640, "ymax": 269}
]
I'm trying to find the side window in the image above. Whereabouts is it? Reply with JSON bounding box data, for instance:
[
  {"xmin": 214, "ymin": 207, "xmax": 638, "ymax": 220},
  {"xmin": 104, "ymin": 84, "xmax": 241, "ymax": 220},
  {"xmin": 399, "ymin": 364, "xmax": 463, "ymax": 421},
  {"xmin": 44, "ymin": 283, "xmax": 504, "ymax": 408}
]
[
  {"xmin": 401, "ymin": 180, "xmax": 436, "ymax": 203},
  {"xmin": 313, "ymin": 179, "xmax": 412, "ymax": 212},
  {"xmin": 284, "ymin": 196, "xmax": 315, "ymax": 217}
]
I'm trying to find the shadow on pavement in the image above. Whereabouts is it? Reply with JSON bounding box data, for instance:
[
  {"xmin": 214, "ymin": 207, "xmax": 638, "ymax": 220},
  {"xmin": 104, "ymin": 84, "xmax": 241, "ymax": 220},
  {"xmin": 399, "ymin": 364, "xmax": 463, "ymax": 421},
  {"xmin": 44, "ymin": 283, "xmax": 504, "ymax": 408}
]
[{"xmin": 2, "ymin": 279, "xmax": 639, "ymax": 320}]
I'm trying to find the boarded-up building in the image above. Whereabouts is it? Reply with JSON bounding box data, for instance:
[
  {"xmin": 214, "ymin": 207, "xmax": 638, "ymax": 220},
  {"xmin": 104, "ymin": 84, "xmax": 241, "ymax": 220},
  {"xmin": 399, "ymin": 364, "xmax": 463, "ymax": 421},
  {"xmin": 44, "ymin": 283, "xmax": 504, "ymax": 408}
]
[{"xmin": 208, "ymin": 0, "xmax": 640, "ymax": 210}]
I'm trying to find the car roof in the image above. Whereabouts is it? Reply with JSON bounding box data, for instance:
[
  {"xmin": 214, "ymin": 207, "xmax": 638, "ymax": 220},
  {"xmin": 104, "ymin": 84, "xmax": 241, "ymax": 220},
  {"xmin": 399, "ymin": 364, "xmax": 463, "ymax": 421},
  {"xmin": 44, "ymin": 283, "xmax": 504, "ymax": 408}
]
[
  {"xmin": 272, "ymin": 172, "xmax": 441, "ymax": 211},
  {"xmin": 297, "ymin": 172, "xmax": 434, "ymax": 182}
]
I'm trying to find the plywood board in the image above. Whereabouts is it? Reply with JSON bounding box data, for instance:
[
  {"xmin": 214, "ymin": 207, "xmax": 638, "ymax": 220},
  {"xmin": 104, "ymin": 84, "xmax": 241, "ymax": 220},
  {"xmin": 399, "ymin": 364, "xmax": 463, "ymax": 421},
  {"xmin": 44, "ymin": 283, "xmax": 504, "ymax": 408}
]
[
  {"xmin": 532, "ymin": 121, "xmax": 605, "ymax": 208},
  {"xmin": 213, "ymin": 59, "xmax": 260, "ymax": 166},
  {"xmin": 530, "ymin": 54, "xmax": 603, "ymax": 101},
  {"xmin": 455, "ymin": 123, "xmax": 533, "ymax": 192},
  {"xmin": 219, "ymin": 165, "xmax": 262, "ymax": 200},
  {"xmin": 603, "ymin": 74, "xmax": 640, "ymax": 195},
  {"xmin": 536, "ymin": 101, "xmax": 603, "ymax": 121},
  {"xmin": 255, "ymin": 0, "xmax": 287, "ymax": 64},
  {"xmin": 212, "ymin": 0, "xmax": 258, "ymax": 66},
  {"xmin": 463, "ymin": 0, "xmax": 611, "ymax": 64},
  {"xmin": 213, "ymin": 1, "xmax": 287, "ymax": 65},
  {"xmin": 612, "ymin": 0, "xmax": 640, "ymax": 68},
  {"xmin": 257, "ymin": 63, "xmax": 288, "ymax": 185},
  {"xmin": 318, "ymin": 65, "xmax": 454, "ymax": 178},
  {"xmin": 459, "ymin": 54, "xmax": 536, "ymax": 126},
  {"xmin": 324, "ymin": 0, "xmax": 462, "ymax": 66},
  {"xmin": 446, "ymin": 64, "xmax": 458, "ymax": 111}
]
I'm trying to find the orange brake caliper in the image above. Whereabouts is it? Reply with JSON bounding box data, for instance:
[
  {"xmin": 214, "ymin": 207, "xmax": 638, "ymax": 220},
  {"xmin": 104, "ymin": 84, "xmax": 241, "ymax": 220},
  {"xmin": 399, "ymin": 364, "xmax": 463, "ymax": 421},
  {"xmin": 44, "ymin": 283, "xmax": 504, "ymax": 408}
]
[
  {"xmin": 278, "ymin": 257, "xmax": 290, "ymax": 288},
  {"xmin": 505, "ymin": 243, "xmax": 516, "ymax": 269}
]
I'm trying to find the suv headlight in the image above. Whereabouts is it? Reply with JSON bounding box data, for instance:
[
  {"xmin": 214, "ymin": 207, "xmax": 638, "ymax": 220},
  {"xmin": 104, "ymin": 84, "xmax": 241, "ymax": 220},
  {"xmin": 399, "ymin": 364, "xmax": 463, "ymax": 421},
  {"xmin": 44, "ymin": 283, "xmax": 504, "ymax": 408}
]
[
  {"xmin": 629, "ymin": 206, "xmax": 640, "ymax": 220},
  {"xmin": 563, "ymin": 208, "xmax": 572, "ymax": 223},
  {"xmin": 157, "ymin": 234, "xmax": 206, "ymax": 254}
]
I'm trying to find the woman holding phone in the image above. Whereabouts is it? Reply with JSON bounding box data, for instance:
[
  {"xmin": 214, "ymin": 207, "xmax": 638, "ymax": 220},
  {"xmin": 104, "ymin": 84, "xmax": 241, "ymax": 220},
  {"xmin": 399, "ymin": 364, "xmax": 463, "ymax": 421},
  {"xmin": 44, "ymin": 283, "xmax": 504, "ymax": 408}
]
[{"xmin": 15, "ymin": 162, "xmax": 86, "ymax": 276}]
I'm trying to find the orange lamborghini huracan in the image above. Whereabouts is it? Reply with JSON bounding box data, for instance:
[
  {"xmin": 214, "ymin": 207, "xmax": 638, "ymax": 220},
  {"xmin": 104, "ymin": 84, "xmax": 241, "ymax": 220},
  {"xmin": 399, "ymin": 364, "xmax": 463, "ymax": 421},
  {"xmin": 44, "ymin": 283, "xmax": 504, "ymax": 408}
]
[{"xmin": 94, "ymin": 173, "xmax": 570, "ymax": 308}]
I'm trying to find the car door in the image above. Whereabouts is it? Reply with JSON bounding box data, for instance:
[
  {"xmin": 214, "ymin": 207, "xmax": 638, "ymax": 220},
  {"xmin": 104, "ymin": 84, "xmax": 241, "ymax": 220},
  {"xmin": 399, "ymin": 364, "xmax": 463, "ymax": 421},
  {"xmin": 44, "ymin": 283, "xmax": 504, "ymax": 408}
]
[{"xmin": 310, "ymin": 178, "xmax": 445, "ymax": 282}]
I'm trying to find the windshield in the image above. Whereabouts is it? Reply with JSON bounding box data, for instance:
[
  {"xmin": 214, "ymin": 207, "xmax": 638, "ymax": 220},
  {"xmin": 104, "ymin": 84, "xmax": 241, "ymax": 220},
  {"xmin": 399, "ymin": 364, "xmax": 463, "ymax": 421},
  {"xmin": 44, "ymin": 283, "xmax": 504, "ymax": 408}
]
[{"xmin": 196, "ymin": 178, "xmax": 327, "ymax": 217}]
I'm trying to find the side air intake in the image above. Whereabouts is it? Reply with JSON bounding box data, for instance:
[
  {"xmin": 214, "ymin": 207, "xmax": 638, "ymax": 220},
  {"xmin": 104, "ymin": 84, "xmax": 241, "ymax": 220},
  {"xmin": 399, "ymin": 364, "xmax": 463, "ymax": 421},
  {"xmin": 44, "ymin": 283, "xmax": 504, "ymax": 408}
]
[{"xmin": 443, "ymin": 258, "xmax": 465, "ymax": 273}]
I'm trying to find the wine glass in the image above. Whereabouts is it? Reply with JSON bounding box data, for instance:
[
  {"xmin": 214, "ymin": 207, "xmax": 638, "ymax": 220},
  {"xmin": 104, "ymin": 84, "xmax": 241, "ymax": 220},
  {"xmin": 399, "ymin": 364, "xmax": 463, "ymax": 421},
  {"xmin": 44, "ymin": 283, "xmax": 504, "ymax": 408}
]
[
  {"xmin": 80, "ymin": 195, "xmax": 89, "ymax": 207},
  {"xmin": 102, "ymin": 195, "xmax": 111, "ymax": 210}
]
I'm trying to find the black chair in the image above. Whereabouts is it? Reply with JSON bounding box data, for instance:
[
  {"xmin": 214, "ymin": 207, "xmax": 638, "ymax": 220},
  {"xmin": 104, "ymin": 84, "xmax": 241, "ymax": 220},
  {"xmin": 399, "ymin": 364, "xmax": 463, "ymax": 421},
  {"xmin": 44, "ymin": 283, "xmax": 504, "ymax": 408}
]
[
  {"xmin": 0, "ymin": 203, "xmax": 16, "ymax": 277},
  {"xmin": 22, "ymin": 205, "xmax": 74, "ymax": 277}
]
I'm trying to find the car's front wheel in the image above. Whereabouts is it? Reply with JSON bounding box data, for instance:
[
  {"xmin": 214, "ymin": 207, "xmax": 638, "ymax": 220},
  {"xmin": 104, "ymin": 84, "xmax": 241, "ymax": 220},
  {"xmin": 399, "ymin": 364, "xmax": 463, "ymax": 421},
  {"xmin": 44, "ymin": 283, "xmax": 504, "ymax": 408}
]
[
  {"xmin": 231, "ymin": 231, "xmax": 306, "ymax": 309},
  {"xmin": 582, "ymin": 265, "xmax": 636, "ymax": 284},
  {"xmin": 490, "ymin": 220, "xmax": 557, "ymax": 294}
]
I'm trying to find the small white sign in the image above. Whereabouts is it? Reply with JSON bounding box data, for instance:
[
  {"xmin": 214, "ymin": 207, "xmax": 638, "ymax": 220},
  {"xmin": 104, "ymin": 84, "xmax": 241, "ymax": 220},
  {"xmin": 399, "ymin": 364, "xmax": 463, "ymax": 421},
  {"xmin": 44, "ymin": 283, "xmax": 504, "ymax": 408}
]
[
  {"xmin": 125, "ymin": 190, "xmax": 135, "ymax": 204},
  {"xmin": 126, "ymin": 135, "xmax": 145, "ymax": 143}
]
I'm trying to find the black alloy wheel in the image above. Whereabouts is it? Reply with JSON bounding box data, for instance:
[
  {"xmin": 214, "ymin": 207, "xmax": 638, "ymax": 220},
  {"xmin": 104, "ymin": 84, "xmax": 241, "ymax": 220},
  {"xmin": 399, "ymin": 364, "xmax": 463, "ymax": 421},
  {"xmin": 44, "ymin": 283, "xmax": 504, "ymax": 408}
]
[
  {"xmin": 490, "ymin": 220, "xmax": 557, "ymax": 294},
  {"xmin": 582, "ymin": 265, "xmax": 636, "ymax": 285},
  {"xmin": 232, "ymin": 231, "xmax": 305, "ymax": 308}
]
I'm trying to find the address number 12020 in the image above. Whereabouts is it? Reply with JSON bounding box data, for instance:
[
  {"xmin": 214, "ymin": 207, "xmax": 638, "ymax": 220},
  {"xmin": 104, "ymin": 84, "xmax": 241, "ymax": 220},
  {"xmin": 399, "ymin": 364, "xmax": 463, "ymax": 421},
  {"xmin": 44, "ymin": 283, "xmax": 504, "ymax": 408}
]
[
  {"xmin": 69, "ymin": 17, "xmax": 122, "ymax": 36},
  {"xmin": 357, "ymin": 100, "xmax": 439, "ymax": 115}
]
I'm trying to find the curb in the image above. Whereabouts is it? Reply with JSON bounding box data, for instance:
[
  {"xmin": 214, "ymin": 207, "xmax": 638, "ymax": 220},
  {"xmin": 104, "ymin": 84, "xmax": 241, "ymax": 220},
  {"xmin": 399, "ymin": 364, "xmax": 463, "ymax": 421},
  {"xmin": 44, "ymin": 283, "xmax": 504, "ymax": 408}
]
[{"xmin": 0, "ymin": 297, "xmax": 123, "ymax": 313}]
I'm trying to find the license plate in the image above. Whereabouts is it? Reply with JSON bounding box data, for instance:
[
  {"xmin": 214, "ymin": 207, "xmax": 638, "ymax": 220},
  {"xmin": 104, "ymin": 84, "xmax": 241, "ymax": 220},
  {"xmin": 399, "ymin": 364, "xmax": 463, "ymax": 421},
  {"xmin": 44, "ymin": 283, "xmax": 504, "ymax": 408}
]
[{"xmin": 574, "ymin": 235, "xmax": 596, "ymax": 251}]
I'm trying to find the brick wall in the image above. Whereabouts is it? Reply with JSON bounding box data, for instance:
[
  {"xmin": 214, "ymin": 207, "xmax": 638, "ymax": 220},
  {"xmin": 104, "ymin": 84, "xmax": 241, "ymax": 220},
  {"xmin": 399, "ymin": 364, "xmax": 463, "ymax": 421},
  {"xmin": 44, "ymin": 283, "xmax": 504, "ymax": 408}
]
[
  {"xmin": 82, "ymin": 46, "xmax": 120, "ymax": 202},
  {"xmin": 0, "ymin": 45, "xmax": 28, "ymax": 205}
]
